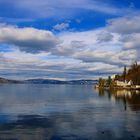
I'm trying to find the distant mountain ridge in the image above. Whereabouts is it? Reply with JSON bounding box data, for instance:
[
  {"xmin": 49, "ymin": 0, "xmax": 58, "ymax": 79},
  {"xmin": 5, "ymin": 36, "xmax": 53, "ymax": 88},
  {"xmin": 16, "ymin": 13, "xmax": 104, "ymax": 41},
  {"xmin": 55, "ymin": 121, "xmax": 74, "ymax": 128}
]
[
  {"xmin": 0, "ymin": 77, "xmax": 20, "ymax": 84},
  {"xmin": 0, "ymin": 77, "xmax": 97, "ymax": 85},
  {"xmin": 24, "ymin": 79, "xmax": 98, "ymax": 85}
]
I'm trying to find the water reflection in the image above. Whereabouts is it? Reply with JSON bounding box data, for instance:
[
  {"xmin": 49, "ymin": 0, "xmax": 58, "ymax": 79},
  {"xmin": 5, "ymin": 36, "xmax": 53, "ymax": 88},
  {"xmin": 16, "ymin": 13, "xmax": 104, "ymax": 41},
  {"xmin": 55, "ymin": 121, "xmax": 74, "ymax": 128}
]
[
  {"xmin": 96, "ymin": 88, "xmax": 140, "ymax": 111},
  {"xmin": 0, "ymin": 84, "xmax": 139, "ymax": 140}
]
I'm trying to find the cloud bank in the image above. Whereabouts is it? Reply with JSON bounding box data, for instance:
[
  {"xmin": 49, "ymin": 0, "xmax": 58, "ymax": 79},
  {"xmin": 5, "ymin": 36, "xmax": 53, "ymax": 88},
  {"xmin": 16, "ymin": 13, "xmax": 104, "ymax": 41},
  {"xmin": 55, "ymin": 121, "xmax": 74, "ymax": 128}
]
[
  {"xmin": 0, "ymin": 15, "xmax": 140, "ymax": 80},
  {"xmin": 0, "ymin": 25, "xmax": 59, "ymax": 53}
]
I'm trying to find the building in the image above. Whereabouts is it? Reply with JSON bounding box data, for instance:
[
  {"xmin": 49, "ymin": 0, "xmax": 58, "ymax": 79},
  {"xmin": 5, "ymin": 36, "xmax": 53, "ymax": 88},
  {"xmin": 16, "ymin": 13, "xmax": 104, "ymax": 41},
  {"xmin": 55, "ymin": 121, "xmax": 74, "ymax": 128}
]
[
  {"xmin": 115, "ymin": 80, "xmax": 133, "ymax": 87},
  {"xmin": 111, "ymin": 75, "xmax": 116, "ymax": 80}
]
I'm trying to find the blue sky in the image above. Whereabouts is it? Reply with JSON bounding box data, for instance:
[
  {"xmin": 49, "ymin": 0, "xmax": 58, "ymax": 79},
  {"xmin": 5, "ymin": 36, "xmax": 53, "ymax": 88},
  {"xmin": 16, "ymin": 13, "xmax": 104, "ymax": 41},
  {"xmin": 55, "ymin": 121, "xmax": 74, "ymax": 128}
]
[{"xmin": 0, "ymin": 0, "xmax": 140, "ymax": 80}]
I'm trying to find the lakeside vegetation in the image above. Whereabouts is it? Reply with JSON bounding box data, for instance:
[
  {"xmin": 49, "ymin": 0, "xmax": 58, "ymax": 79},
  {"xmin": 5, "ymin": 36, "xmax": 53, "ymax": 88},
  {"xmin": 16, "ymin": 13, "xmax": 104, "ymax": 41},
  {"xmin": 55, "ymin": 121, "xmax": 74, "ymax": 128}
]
[
  {"xmin": 115, "ymin": 62, "xmax": 140, "ymax": 85},
  {"xmin": 97, "ymin": 62, "xmax": 140, "ymax": 89}
]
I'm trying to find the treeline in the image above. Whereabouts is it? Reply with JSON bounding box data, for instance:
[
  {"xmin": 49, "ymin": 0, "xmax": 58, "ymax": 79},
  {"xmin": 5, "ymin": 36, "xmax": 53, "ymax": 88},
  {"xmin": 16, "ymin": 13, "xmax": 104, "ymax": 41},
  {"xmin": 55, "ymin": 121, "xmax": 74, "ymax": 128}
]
[
  {"xmin": 98, "ymin": 62, "xmax": 140, "ymax": 88},
  {"xmin": 115, "ymin": 62, "xmax": 140, "ymax": 85},
  {"xmin": 98, "ymin": 76, "xmax": 115, "ymax": 88}
]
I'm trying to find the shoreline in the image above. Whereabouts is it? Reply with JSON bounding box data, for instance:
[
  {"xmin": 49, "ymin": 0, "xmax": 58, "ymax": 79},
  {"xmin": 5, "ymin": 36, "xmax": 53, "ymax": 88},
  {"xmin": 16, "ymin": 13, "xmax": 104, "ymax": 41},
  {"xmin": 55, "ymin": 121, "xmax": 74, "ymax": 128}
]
[{"xmin": 95, "ymin": 85, "xmax": 140, "ymax": 90}]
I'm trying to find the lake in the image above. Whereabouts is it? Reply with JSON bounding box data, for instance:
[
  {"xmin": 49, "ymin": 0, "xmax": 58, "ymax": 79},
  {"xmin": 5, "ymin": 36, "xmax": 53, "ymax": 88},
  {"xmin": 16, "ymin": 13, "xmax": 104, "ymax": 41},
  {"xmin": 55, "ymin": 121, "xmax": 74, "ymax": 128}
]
[{"xmin": 0, "ymin": 84, "xmax": 139, "ymax": 140}]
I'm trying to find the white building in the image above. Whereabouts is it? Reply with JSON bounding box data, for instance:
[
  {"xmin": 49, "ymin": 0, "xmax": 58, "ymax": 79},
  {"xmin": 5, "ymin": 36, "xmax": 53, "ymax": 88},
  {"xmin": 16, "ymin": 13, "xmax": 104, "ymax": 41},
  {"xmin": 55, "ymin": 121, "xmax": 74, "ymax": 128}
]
[
  {"xmin": 116, "ymin": 80, "xmax": 133, "ymax": 87},
  {"xmin": 111, "ymin": 75, "xmax": 116, "ymax": 80}
]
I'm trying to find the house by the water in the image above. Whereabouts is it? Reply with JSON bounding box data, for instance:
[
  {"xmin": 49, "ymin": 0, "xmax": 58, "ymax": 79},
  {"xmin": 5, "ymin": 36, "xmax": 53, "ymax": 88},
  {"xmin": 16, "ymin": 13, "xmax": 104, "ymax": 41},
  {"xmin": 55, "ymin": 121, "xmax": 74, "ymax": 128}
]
[
  {"xmin": 96, "ymin": 75, "xmax": 140, "ymax": 90},
  {"xmin": 115, "ymin": 80, "xmax": 132, "ymax": 87}
]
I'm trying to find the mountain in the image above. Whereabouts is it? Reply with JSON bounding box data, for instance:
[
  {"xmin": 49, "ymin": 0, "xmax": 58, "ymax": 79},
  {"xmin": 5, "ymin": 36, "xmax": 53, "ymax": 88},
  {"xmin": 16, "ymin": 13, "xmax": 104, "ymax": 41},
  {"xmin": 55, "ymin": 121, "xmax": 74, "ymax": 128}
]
[
  {"xmin": 65, "ymin": 80, "xmax": 98, "ymax": 85},
  {"xmin": 24, "ymin": 79, "xmax": 98, "ymax": 85},
  {"xmin": 0, "ymin": 77, "xmax": 97, "ymax": 85},
  {"xmin": 0, "ymin": 77, "xmax": 20, "ymax": 84},
  {"xmin": 24, "ymin": 79, "xmax": 65, "ymax": 84}
]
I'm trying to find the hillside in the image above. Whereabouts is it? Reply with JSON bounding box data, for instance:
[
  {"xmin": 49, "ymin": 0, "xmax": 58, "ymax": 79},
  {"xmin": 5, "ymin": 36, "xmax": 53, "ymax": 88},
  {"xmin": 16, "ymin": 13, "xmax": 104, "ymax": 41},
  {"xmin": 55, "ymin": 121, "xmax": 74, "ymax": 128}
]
[
  {"xmin": 0, "ymin": 77, "xmax": 97, "ymax": 85},
  {"xmin": 24, "ymin": 79, "xmax": 97, "ymax": 85},
  {"xmin": 0, "ymin": 77, "xmax": 20, "ymax": 84}
]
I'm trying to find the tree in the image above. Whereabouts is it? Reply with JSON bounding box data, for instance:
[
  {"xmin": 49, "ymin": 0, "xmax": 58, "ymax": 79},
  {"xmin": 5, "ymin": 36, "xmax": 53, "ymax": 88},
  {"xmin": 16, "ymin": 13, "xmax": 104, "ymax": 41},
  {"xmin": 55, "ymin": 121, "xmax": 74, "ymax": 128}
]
[
  {"xmin": 98, "ymin": 78, "xmax": 105, "ymax": 87},
  {"xmin": 122, "ymin": 66, "xmax": 127, "ymax": 82},
  {"xmin": 107, "ymin": 76, "xmax": 112, "ymax": 87}
]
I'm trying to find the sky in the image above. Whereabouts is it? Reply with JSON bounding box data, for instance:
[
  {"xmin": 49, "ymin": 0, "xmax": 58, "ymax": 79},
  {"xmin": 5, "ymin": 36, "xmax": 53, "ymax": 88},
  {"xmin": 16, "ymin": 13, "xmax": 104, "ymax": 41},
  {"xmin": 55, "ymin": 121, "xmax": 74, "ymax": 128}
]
[{"xmin": 0, "ymin": 0, "xmax": 140, "ymax": 80}]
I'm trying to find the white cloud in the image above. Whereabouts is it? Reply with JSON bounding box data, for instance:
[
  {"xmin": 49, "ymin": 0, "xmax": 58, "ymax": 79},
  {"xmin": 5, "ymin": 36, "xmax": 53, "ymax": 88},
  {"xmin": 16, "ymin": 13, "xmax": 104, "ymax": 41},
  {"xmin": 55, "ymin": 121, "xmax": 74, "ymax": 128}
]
[
  {"xmin": 0, "ymin": 49, "xmax": 123, "ymax": 80},
  {"xmin": 120, "ymin": 33, "xmax": 140, "ymax": 51},
  {"xmin": 1, "ymin": 15, "xmax": 140, "ymax": 79},
  {"xmin": 0, "ymin": 25, "xmax": 59, "ymax": 53},
  {"xmin": 108, "ymin": 16, "xmax": 140, "ymax": 34},
  {"xmin": 97, "ymin": 31, "xmax": 113, "ymax": 42},
  {"xmin": 53, "ymin": 23, "xmax": 70, "ymax": 31},
  {"xmin": 107, "ymin": 15, "xmax": 140, "ymax": 53}
]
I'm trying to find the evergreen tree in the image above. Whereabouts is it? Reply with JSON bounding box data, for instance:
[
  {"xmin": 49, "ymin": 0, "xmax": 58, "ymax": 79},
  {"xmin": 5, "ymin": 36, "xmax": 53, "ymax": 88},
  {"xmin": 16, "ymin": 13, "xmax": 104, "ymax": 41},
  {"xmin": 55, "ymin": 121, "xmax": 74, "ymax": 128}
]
[
  {"xmin": 123, "ymin": 66, "xmax": 127, "ymax": 81},
  {"xmin": 107, "ymin": 76, "xmax": 112, "ymax": 87}
]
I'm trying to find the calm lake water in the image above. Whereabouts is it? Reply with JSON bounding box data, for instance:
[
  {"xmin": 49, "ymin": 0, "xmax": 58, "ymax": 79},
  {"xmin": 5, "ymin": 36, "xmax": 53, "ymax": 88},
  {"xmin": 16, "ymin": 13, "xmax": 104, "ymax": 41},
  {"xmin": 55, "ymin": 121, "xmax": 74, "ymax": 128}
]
[{"xmin": 0, "ymin": 84, "xmax": 139, "ymax": 140}]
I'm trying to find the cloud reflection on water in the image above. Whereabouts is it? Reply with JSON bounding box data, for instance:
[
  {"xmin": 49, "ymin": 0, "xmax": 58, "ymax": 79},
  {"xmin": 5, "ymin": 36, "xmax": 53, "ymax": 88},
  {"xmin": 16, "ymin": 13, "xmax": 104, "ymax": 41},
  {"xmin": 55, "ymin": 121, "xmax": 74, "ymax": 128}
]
[{"xmin": 0, "ymin": 85, "xmax": 139, "ymax": 139}]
